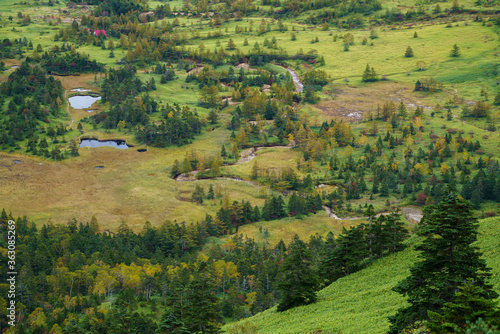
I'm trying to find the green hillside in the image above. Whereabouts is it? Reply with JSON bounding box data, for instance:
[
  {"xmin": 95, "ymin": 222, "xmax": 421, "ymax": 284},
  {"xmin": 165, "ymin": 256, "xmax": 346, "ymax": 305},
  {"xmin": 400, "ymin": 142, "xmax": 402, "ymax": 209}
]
[{"xmin": 224, "ymin": 216, "xmax": 500, "ymax": 334}]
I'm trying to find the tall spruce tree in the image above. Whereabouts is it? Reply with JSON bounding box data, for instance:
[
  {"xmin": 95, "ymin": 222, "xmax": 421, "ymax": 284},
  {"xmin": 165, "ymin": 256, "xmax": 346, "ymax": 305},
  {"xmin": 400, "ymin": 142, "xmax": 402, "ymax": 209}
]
[
  {"xmin": 427, "ymin": 279, "xmax": 500, "ymax": 333},
  {"xmin": 277, "ymin": 235, "xmax": 319, "ymax": 312},
  {"xmin": 182, "ymin": 262, "xmax": 222, "ymax": 333},
  {"xmin": 383, "ymin": 209, "xmax": 409, "ymax": 253},
  {"xmin": 320, "ymin": 225, "xmax": 369, "ymax": 284},
  {"xmin": 388, "ymin": 192, "xmax": 497, "ymax": 333},
  {"xmin": 156, "ymin": 312, "xmax": 189, "ymax": 334}
]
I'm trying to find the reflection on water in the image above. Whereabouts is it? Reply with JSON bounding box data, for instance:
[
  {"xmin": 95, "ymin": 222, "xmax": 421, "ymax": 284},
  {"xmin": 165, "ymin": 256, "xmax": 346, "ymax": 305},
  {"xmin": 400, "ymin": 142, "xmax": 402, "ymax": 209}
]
[
  {"xmin": 68, "ymin": 95, "xmax": 101, "ymax": 109},
  {"xmin": 80, "ymin": 139, "xmax": 130, "ymax": 150}
]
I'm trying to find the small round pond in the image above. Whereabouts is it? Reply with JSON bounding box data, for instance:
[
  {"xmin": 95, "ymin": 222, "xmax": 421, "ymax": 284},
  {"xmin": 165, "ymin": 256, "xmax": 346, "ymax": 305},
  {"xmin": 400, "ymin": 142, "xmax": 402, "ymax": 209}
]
[
  {"xmin": 69, "ymin": 95, "xmax": 101, "ymax": 109},
  {"xmin": 80, "ymin": 139, "xmax": 131, "ymax": 150}
]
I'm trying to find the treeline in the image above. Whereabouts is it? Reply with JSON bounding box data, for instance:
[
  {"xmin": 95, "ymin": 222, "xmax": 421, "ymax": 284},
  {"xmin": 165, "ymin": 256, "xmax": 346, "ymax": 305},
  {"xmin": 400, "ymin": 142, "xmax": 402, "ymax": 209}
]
[
  {"xmin": 0, "ymin": 62, "xmax": 67, "ymax": 156},
  {"xmin": 206, "ymin": 193, "xmax": 323, "ymax": 235},
  {"xmin": 30, "ymin": 51, "xmax": 105, "ymax": 74},
  {"xmin": 0, "ymin": 208, "xmax": 409, "ymax": 333},
  {"xmin": 186, "ymin": 65, "xmax": 291, "ymax": 90},
  {"xmin": 94, "ymin": 65, "xmax": 157, "ymax": 128},
  {"xmin": 135, "ymin": 103, "xmax": 203, "ymax": 147},
  {"xmin": 281, "ymin": 0, "xmax": 382, "ymax": 20},
  {"xmin": 0, "ymin": 37, "xmax": 32, "ymax": 59}
]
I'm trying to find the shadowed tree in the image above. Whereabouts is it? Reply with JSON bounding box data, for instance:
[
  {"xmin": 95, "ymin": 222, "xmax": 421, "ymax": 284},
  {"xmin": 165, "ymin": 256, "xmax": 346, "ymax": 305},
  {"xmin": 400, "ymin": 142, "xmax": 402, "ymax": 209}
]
[
  {"xmin": 277, "ymin": 235, "xmax": 319, "ymax": 312},
  {"xmin": 388, "ymin": 191, "xmax": 497, "ymax": 333}
]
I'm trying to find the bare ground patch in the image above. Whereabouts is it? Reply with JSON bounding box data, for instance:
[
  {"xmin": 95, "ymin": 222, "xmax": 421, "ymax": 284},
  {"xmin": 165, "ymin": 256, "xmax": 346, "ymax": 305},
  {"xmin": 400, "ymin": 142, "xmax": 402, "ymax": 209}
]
[{"xmin": 315, "ymin": 81, "xmax": 430, "ymax": 121}]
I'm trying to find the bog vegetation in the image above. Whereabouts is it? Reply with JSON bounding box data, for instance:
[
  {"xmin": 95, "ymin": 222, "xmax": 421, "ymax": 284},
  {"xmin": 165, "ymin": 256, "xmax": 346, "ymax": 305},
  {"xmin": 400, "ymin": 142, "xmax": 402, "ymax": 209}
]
[{"xmin": 0, "ymin": 0, "xmax": 499, "ymax": 332}]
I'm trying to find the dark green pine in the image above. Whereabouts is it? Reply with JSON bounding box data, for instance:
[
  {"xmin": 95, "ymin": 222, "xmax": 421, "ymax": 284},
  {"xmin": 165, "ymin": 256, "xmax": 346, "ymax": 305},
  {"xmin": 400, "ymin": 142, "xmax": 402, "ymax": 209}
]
[
  {"xmin": 388, "ymin": 192, "xmax": 497, "ymax": 333},
  {"xmin": 277, "ymin": 235, "xmax": 319, "ymax": 312}
]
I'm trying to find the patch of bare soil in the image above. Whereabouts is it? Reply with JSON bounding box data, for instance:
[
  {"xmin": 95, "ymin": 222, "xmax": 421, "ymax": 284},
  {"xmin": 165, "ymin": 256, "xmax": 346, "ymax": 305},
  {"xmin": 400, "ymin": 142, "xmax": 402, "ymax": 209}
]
[
  {"xmin": 221, "ymin": 97, "xmax": 241, "ymax": 106},
  {"xmin": 400, "ymin": 206, "xmax": 423, "ymax": 224},
  {"xmin": 235, "ymin": 63, "xmax": 256, "ymax": 71},
  {"xmin": 316, "ymin": 81, "xmax": 428, "ymax": 121},
  {"xmin": 188, "ymin": 66, "xmax": 204, "ymax": 75}
]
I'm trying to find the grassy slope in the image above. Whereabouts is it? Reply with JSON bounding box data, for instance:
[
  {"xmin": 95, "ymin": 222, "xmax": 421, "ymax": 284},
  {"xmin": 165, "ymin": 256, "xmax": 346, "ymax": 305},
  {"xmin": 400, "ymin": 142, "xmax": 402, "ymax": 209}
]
[{"xmin": 223, "ymin": 216, "xmax": 500, "ymax": 334}]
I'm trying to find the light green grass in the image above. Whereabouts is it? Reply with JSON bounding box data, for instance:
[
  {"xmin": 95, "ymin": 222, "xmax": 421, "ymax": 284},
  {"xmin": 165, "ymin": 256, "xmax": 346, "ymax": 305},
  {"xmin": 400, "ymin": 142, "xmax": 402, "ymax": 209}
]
[{"xmin": 221, "ymin": 212, "xmax": 366, "ymax": 247}]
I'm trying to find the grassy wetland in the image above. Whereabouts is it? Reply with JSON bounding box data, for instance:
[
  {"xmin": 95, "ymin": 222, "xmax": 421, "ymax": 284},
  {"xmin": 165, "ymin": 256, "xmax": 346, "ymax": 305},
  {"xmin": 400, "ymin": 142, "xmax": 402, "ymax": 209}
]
[{"xmin": 0, "ymin": 0, "xmax": 499, "ymax": 332}]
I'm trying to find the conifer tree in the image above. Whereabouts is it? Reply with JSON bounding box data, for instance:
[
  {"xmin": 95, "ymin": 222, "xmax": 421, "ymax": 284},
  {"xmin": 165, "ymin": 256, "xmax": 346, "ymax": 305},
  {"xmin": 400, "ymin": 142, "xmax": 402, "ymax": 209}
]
[
  {"xmin": 450, "ymin": 44, "xmax": 461, "ymax": 57},
  {"xmin": 156, "ymin": 312, "xmax": 189, "ymax": 334},
  {"xmin": 180, "ymin": 262, "xmax": 222, "ymax": 333},
  {"xmin": 171, "ymin": 159, "xmax": 181, "ymax": 177},
  {"xmin": 274, "ymin": 196, "xmax": 287, "ymax": 219},
  {"xmin": 208, "ymin": 109, "xmax": 219, "ymax": 124},
  {"xmin": 221, "ymin": 144, "xmax": 227, "ymax": 157},
  {"xmin": 380, "ymin": 178, "xmax": 390, "ymax": 197},
  {"xmin": 405, "ymin": 46, "xmax": 414, "ymax": 57},
  {"xmin": 388, "ymin": 192, "xmax": 497, "ymax": 333},
  {"xmin": 427, "ymin": 279, "xmax": 500, "ymax": 333},
  {"xmin": 329, "ymin": 225, "xmax": 369, "ymax": 279},
  {"xmin": 362, "ymin": 64, "xmax": 378, "ymax": 82},
  {"xmin": 192, "ymin": 185, "xmax": 205, "ymax": 204},
  {"xmin": 182, "ymin": 157, "xmax": 192, "ymax": 174},
  {"xmin": 383, "ymin": 209, "xmax": 408, "ymax": 253},
  {"xmin": 277, "ymin": 235, "xmax": 319, "ymax": 312},
  {"xmin": 207, "ymin": 184, "xmax": 214, "ymax": 200},
  {"xmin": 250, "ymin": 160, "xmax": 259, "ymax": 180},
  {"xmin": 252, "ymin": 205, "xmax": 260, "ymax": 222},
  {"xmin": 372, "ymin": 177, "xmax": 380, "ymax": 193}
]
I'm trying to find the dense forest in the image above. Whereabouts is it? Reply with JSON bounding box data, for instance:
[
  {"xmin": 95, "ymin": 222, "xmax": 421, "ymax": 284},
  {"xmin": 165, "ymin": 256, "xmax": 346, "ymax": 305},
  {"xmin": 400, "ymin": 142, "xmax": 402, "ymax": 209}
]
[{"xmin": 0, "ymin": 206, "xmax": 408, "ymax": 333}]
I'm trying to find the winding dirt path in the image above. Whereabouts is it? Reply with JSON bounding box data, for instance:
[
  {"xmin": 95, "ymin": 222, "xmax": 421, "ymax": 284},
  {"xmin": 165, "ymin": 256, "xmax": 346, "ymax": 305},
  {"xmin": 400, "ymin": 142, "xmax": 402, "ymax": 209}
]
[
  {"xmin": 236, "ymin": 145, "xmax": 291, "ymax": 165},
  {"xmin": 323, "ymin": 205, "xmax": 423, "ymax": 223}
]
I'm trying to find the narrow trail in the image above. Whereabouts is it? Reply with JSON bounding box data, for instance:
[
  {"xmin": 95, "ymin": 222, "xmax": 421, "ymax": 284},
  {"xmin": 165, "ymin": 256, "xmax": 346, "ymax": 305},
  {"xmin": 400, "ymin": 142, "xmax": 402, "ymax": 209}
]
[
  {"xmin": 236, "ymin": 145, "xmax": 291, "ymax": 165},
  {"xmin": 174, "ymin": 145, "xmax": 292, "ymax": 181},
  {"xmin": 323, "ymin": 205, "xmax": 423, "ymax": 223}
]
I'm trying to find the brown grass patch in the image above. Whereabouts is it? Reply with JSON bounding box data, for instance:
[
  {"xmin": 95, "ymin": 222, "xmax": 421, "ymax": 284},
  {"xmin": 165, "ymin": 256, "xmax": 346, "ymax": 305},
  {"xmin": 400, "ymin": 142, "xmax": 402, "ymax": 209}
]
[{"xmin": 315, "ymin": 81, "xmax": 424, "ymax": 121}]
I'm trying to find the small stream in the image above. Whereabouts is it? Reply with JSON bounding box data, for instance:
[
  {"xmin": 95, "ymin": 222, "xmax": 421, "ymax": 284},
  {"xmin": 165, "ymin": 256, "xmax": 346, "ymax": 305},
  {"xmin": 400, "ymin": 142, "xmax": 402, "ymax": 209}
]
[
  {"xmin": 283, "ymin": 67, "xmax": 303, "ymax": 92},
  {"xmin": 236, "ymin": 145, "xmax": 290, "ymax": 165}
]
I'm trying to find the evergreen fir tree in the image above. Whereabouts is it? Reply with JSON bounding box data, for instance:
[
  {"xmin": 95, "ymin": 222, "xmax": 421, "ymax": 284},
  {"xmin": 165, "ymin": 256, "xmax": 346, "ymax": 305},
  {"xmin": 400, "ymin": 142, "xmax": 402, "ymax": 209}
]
[
  {"xmin": 450, "ymin": 44, "xmax": 461, "ymax": 57},
  {"xmin": 273, "ymin": 196, "xmax": 287, "ymax": 219},
  {"xmin": 171, "ymin": 159, "xmax": 181, "ymax": 177},
  {"xmin": 252, "ymin": 205, "xmax": 260, "ymax": 222},
  {"xmin": 182, "ymin": 262, "xmax": 222, "ymax": 333},
  {"xmin": 383, "ymin": 209, "xmax": 409, "ymax": 253},
  {"xmin": 207, "ymin": 184, "xmax": 214, "ymax": 200},
  {"xmin": 277, "ymin": 235, "xmax": 319, "ymax": 312},
  {"xmin": 380, "ymin": 178, "xmax": 390, "ymax": 197},
  {"xmin": 405, "ymin": 46, "xmax": 414, "ymax": 57},
  {"xmin": 362, "ymin": 64, "xmax": 371, "ymax": 82},
  {"xmin": 372, "ymin": 178, "xmax": 380, "ymax": 194},
  {"xmin": 388, "ymin": 192, "xmax": 497, "ymax": 333},
  {"xmin": 427, "ymin": 279, "xmax": 500, "ymax": 333},
  {"xmin": 156, "ymin": 311, "xmax": 189, "ymax": 334},
  {"xmin": 250, "ymin": 160, "xmax": 259, "ymax": 180}
]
